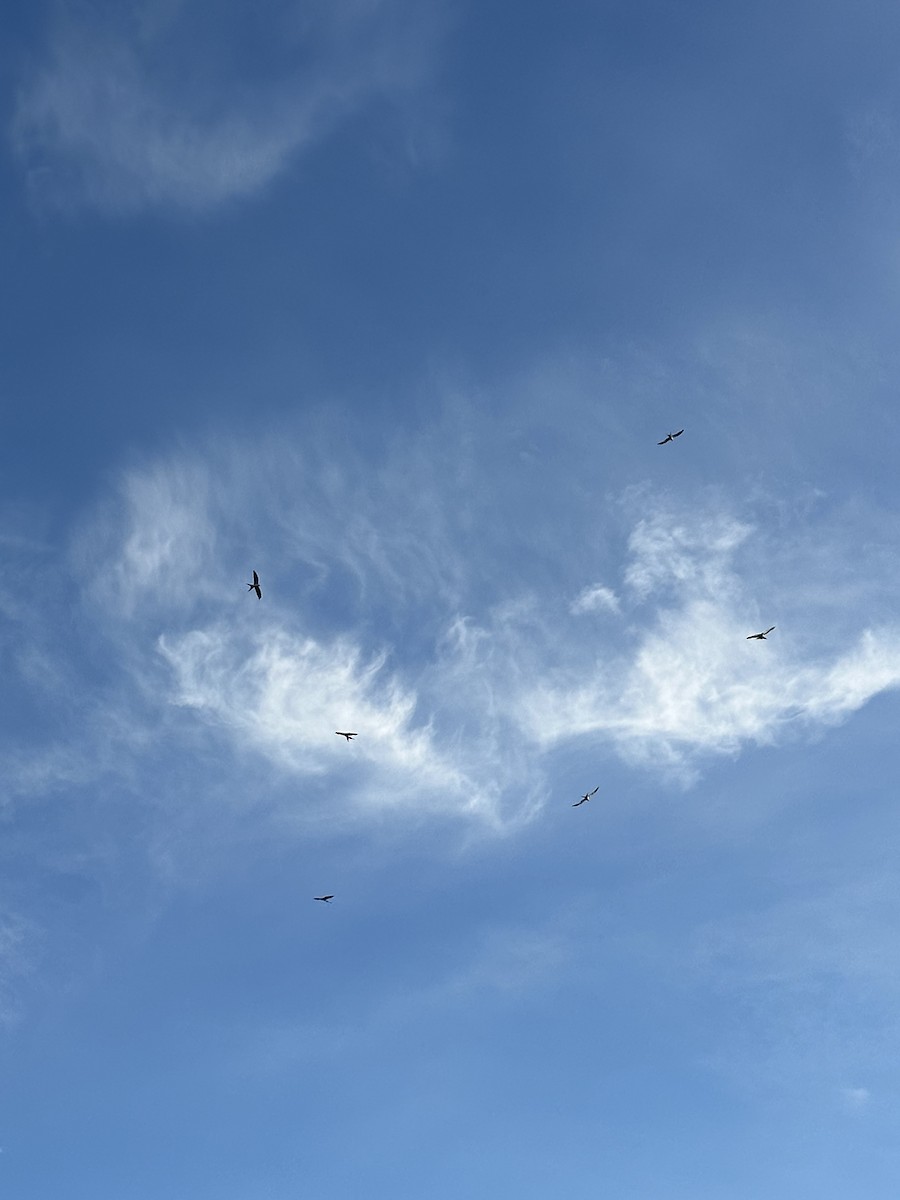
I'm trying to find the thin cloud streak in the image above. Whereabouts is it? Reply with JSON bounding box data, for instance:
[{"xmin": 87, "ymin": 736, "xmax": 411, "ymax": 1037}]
[{"xmin": 12, "ymin": 1, "xmax": 447, "ymax": 213}]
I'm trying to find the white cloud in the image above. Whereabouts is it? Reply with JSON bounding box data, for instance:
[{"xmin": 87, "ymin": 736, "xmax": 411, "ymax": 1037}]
[
  {"xmin": 23, "ymin": 429, "xmax": 900, "ymax": 831},
  {"xmin": 12, "ymin": 1, "xmax": 447, "ymax": 212},
  {"xmin": 570, "ymin": 583, "xmax": 620, "ymax": 615},
  {"xmin": 514, "ymin": 509, "xmax": 900, "ymax": 774},
  {"xmin": 154, "ymin": 612, "xmax": 550, "ymax": 830},
  {"xmin": 623, "ymin": 512, "xmax": 752, "ymax": 603},
  {"xmin": 158, "ymin": 623, "xmax": 464, "ymax": 797},
  {"xmin": 518, "ymin": 618, "xmax": 900, "ymax": 773}
]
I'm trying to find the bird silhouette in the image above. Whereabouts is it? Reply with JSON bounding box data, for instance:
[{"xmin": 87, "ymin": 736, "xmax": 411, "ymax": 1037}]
[
  {"xmin": 247, "ymin": 570, "xmax": 262, "ymax": 599},
  {"xmin": 335, "ymin": 731, "xmax": 357, "ymax": 741},
  {"xmin": 572, "ymin": 786, "xmax": 599, "ymax": 807},
  {"xmin": 657, "ymin": 429, "xmax": 685, "ymax": 445},
  {"xmin": 747, "ymin": 626, "xmax": 776, "ymax": 640},
  {"xmin": 314, "ymin": 895, "xmax": 334, "ymax": 903}
]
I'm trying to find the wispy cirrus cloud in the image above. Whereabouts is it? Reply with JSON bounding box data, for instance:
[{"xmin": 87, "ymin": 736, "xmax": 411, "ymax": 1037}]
[
  {"xmin": 156, "ymin": 622, "xmax": 506, "ymax": 823},
  {"xmin": 81, "ymin": 456, "xmax": 221, "ymax": 619},
  {"xmin": 513, "ymin": 508, "xmax": 900, "ymax": 777},
  {"xmin": 56, "ymin": 436, "xmax": 539, "ymax": 829},
  {"xmin": 53, "ymin": 425, "xmax": 900, "ymax": 832},
  {"xmin": 12, "ymin": 0, "xmax": 447, "ymax": 213}
]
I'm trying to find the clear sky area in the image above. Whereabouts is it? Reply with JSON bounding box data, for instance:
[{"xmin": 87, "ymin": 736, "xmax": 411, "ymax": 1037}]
[{"xmin": 4, "ymin": 2, "xmax": 900, "ymax": 1196}]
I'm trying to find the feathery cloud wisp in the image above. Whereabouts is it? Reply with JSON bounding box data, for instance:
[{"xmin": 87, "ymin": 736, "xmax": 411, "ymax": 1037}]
[
  {"xmin": 157, "ymin": 623, "xmax": 489, "ymax": 816},
  {"xmin": 514, "ymin": 509, "xmax": 900, "ymax": 772},
  {"xmin": 62, "ymin": 435, "xmax": 900, "ymax": 826},
  {"xmin": 12, "ymin": 1, "xmax": 446, "ymax": 212}
]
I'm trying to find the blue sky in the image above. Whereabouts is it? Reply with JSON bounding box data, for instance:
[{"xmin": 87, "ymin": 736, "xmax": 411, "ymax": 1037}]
[{"xmin": 3, "ymin": 1, "xmax": 900, "ymax": 1195}]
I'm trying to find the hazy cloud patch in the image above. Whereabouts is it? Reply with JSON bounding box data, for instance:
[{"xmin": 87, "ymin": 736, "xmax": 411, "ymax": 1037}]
[
  {"xmin": 12, "ymin": 0, "xmax": 447, "ymax": 213},
  {"xmin": 570, "ymin": 583, "xmax": 621, "ymax": 615}
]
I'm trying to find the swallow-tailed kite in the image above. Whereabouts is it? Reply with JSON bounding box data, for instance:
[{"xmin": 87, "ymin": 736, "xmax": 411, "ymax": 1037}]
[{"xmin": 573, "ymin": 786, "xmax": 599, "ymax": 807}]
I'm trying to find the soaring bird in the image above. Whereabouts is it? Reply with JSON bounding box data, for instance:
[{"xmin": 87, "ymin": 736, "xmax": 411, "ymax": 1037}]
[
  {"xmin": 747, "ymin": 626, "xmax": 776, "ymax": 640},
  {"xmin": 247, "ymin": 570, "xmax": 262, "ymax": 599},
  {"xmin": 335, "ymin": 731, "xmax": 357, "ymax": 741},
  {"xmin": 314, "ymin": 895, "xmax": 334, "ymax": 903},
  {"xmin": 572, "ymin": 786, "xmax": 599, "ymax": 807},
  {"xmin": 657, "ymin": 429, "xmax": 685, "ymax": 445}
]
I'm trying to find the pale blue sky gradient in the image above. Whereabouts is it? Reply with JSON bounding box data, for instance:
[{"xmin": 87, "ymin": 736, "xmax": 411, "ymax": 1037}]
[{"xmin": 3, "ymin": 2, "xmax": 900, "ymax": 1196}]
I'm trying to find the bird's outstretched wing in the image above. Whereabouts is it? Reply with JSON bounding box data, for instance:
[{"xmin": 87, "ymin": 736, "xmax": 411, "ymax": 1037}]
[
  {"xmin": 672, "ymin": 429, "xmax": 684, "ymax": 438},
  {"xmin": 573, "ymin": 786, "xmax": 598, "ymax": 806},
  {"xmin": 764, "ymin": 626, "xmax": 775, "ymax": 635},
  {"xmin": 658, "ymin": 435, "xmax": 671, "ymax": 445},
  {"xmin": 253, "ymin": 570, "xmax": 259, "ymax": 586}
]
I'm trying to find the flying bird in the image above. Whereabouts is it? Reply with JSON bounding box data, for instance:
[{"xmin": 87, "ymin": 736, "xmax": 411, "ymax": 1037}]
[
  {"xmin": 335, "ymin": 731, "xmax": 357, "ymax": 741},
  {"xmin": 314, "ymin": 895, "xmax": 334, "ymax": 903},
  {"xmin": 746, "ymin": 626, "xmax": 776, "ymax": 640},
  {"xmin": 247, "ymin": 570, "xmax": 262, "ymax": 599},
  {"xmin": 572, "ymin": 786, "xmax": 599, "ymax": 807},
  {"xmin": 657, "ymin": 429, "xmax": 685, "ymax": 445}
]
